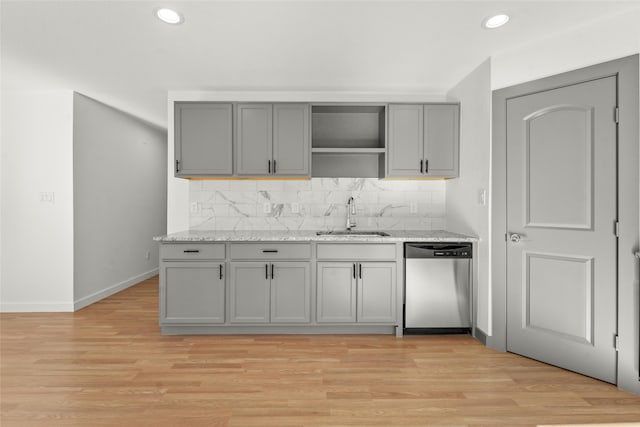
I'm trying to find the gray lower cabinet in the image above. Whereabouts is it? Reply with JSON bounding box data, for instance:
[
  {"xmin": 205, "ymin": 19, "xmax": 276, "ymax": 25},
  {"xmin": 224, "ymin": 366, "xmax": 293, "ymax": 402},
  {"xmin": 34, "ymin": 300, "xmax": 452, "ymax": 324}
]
[
  {"xmin": 358, "ymin": 262, "xmax": 397, "ymax": 323},
  {"xmin": 387, "ymin": 103, "xmax": 459, "ymax": 178},
  {"xmin": 174, "ymin": 102, "xmax": 233, "ymax": 177},
  {"xmin": 230, "ymin": 262, "xmax": 311, "ymax": 323},
  {"xmin": 236, "ymin": 103, "xmax": 310, "ymax": 177},
  {"xmin": 316, "ymin": 262, "xmax": 396, "ymax": 323},
  {"xmin": 316, "ymin": 262, "xmax": 357, "ymax": 323},
  {"xmin": 160, "ymin": 261, "xmax": 225, "ymax": 324}
]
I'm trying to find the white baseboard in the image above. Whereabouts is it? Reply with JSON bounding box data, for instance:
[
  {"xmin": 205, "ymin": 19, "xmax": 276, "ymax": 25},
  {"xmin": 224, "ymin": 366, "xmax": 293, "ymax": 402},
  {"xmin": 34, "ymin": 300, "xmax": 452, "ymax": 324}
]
[
  {"xmin": 0, "ymin": 301, "xmax": 75, "ymax": 312},
  {"xmin": 73, "ymin": 268, "xmax": 158, "ymax": 311}
]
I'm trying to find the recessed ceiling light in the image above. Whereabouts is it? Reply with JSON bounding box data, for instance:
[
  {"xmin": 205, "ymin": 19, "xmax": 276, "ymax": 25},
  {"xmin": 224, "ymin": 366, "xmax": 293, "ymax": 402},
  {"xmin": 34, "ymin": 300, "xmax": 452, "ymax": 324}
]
[
  {"xmin": 156, "ymin": 8, "xmax": 183, "ymax": 25},
  {"xmin": 483, "ymin": 14, "xmax": 510, "ymax": 29}
]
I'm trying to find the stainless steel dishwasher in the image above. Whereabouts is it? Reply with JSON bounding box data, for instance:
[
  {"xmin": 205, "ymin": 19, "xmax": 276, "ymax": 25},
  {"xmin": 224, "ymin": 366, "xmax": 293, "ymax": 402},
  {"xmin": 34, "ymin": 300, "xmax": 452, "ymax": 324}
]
[{"xmin": 404, "ymin": 243, "xmax": 472, "ymax": 334}]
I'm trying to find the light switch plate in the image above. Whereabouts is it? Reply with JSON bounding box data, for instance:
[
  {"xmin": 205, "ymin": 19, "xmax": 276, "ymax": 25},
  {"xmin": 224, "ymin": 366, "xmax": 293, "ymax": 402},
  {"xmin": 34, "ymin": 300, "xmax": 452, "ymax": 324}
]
[
  {"xmin": 478, "ymin": 189, "xmax": 486, "ymax": 206},
  {"xmin": 39, "ymin": 192, "xmax": 55, "ymax": 203},
  {"xmin": 263, "ymin": 203, "xmax": 272, "ymax": 214},
  {"xmin": 410, "ymin": 202, "xmax": 418, "ymax": 214},
  {"xmin": 291, "ymin": 203, "xmax": 299, "ymax": 214}
]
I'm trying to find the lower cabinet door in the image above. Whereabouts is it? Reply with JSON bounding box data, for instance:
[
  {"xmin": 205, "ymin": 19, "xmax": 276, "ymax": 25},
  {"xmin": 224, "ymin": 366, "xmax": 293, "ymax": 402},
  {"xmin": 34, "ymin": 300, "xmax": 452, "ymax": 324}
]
[
  {"xmin": 357, "ymin": 262, "xmax": 397, "ymax": 323},
  {"xmin": 230, "ymin": 262, "xmax": 270, "ymax": 323},
  {"xmin": 161, "ymin": 262, "xmax": 225, "ymax": 324},
  {"xmin": 316, "ymin": 262, "xmax": 357, "ymax": 323},
  {"xmin": 270, "ymin": 262, "xmax": 311, "ymax": 323}
]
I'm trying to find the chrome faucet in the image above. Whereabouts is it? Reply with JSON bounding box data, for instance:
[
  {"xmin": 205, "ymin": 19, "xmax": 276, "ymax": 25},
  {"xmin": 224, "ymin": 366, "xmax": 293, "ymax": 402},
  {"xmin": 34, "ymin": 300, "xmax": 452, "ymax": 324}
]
[{"xmin": 346, "ymin": 196, "xmax": 357, "ymax": 230}]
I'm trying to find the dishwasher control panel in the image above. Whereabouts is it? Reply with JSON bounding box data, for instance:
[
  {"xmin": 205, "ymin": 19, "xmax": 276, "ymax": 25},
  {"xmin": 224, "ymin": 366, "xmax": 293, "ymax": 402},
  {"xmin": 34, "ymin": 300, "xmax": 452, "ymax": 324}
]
[{"xmin": 405, "ymin": 243, "xmax": 472, "ymax": 259}]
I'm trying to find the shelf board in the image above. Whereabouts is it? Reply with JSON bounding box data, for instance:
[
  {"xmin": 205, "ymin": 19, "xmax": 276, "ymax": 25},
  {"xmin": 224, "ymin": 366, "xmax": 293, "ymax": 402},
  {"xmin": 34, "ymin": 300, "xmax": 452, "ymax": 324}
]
[{"xmin": 311, "ymin": 147, "xmax": 386, "ymax": 154}]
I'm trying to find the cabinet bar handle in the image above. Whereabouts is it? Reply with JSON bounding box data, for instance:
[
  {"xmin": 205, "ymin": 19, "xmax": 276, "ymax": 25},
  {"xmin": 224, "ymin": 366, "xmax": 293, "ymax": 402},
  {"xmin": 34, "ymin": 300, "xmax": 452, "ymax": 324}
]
[
  {"xmin": 359, "ymin": 263, "xmax": 362, "ymax": 279},
  {"xmin": 219, "ymin": 264, "xmax": 223, "ymax": 280},
  {"xmin": 175, "ymin": 159, "xmax": 180, "ymax": 173},
  {"xmin": 353, "ymin": 263, "xmax": 356, "ymax": 279},
  {"xmin": 273, "ymin": 159, "xmax": 276, "ymax": 174},
  {"xmin": 183, "ymin": 249, "xmax": 200, "ymax": 253},
  {"xmin": 425, "ymin": 159, "xmax": 429, "ymax": 174},
  {"xmin": 262, "ymin": 249, "xmax": 278, "ymax": 253},
  {"xmin": 271, "ymin": 263, "xmax": 274, "ymax": 279},
  {"xmin": 419, "ymin": 159, "xmax": 423, "ymax": 173},
  {"xmin": 265, "ymin": 264, "xmax": 269, "ymax": 280},
  {"xmin": 268, "ymin": 160, "xmax": 271, "ymax": 174}
]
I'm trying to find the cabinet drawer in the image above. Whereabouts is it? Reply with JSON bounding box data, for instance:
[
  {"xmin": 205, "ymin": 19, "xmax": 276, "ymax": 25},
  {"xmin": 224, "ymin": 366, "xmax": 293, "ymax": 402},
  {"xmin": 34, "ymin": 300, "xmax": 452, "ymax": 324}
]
[
  {"xmin": 160, "ymin": 243, "xmax": 225, "ymax": 260},
  {"xmin": 230, "ymin": 243, "xmax": 311, "ymax": 260},
  {"xmin": 317, "ymin": 243, "xmax": 396, "ymax": 260}
]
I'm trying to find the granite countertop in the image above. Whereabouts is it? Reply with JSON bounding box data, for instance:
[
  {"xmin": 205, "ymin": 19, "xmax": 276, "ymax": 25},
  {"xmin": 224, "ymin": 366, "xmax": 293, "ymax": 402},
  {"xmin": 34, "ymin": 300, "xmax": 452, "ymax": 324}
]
[{"xmin": 154, "ymin": 230, "xmax": 477, "ymax": 243}]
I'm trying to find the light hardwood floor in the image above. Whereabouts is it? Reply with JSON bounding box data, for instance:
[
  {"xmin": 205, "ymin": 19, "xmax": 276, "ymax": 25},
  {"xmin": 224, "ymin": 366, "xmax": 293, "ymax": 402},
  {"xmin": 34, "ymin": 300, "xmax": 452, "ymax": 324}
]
[{"xmin": 1, "ymin": 276, "xmax": 639, "ymax": 427}]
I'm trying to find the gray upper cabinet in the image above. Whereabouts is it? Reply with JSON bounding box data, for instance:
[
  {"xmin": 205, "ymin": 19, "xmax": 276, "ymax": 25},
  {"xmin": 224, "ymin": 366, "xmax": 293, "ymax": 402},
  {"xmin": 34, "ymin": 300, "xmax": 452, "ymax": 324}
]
[
  {"xmin": 236, "ymin": 103, "xmax": 310, "ymax": 177},
  {"xmin": 174, "ymin": 102, "xmax": 233, "ymax": 177},
  {"xmin": 387, "ymin": 104, "xmax": 424, "ymax": 177},
  {"xmin": 273, "ymin": 104, "xmax": 310, "ymax": 176},
  {"xmin": 236, "ymin": 104, "xmax": 273, "ymax": 176},
  {"xmin": 424, "ymin": 104, "xmax": 459, "ymax": 177},
  {"xmin": 387, "ymin": 103, "xmax": 459, "ymax": 178}
]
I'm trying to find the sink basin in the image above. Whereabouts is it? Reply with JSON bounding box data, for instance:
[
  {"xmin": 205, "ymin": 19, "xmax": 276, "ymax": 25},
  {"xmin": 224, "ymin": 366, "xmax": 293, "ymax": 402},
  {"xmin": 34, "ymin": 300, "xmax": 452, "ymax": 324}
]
[{"xmin": 316, "ymin": 231, "xmax": 390, "ymax": 237}]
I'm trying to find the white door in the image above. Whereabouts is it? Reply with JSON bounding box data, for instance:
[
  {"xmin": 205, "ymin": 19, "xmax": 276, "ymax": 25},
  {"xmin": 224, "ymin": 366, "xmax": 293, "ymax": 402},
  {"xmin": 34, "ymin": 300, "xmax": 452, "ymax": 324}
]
[{"xmin": 506, "ymin": 76, "xmax": 618, "ymax": 383}]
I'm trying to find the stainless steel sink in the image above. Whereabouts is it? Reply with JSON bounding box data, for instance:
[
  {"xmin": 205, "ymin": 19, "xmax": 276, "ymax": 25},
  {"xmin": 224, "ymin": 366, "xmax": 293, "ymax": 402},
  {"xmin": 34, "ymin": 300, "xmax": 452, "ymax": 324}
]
[{"xmin": 316, "ymin": 231, "xmax": 390, "ymax": 237}]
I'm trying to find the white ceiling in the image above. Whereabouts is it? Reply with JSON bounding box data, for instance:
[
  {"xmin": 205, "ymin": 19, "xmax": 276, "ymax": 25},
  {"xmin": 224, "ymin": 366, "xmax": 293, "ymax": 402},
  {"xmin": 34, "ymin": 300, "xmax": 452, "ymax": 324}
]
[{"xmin": 2, "ymin": 0, "xmax": 639, "ymax": 128}]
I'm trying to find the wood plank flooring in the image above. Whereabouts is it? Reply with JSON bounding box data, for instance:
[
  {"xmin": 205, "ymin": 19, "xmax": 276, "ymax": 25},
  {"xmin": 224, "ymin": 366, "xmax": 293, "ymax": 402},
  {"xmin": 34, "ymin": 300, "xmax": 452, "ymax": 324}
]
[{"xmin": 1, "ymin": 275, "xmax": 639, "ymax": 426}]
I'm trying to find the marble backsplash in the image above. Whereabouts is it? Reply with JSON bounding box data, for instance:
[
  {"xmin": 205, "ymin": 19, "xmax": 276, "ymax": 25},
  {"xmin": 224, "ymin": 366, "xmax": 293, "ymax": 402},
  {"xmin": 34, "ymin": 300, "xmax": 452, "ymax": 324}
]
[{"xmin": 189, "ymin": 178, "xmax": 446, "ymax": 231}]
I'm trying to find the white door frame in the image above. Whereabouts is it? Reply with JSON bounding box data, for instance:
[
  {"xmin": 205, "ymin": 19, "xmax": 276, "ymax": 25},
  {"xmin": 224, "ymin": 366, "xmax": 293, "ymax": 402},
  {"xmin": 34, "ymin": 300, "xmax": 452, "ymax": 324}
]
[{"xmin": 490, "ymin": 54, "xmax": 639, "ymax": 394}]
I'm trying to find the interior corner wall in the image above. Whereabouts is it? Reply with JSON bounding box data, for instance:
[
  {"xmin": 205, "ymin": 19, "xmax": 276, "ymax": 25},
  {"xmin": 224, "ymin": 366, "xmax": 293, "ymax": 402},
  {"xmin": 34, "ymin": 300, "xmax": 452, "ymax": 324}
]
[
  {"xmin": 445, "ymin": 58, "xmax": 492, "ymax": 336},
  {"xmin": 0, "ymin": 89, "xmax": 75, "ymax": 311},
  {"xmin": 72, "ymin": 93, "xmax": 167, "ymax": 310}
]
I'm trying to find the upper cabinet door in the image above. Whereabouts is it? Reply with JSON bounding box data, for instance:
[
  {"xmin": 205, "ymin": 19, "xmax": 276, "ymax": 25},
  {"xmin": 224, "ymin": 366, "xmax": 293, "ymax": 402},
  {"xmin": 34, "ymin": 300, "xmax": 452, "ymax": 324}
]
[
  {"xmin": 175, "ymin": 103, "xmax": 233, "ymax": 177},
  {"xmin": 424, "ymin": 104, "xmax": 459, "ymax": 178},
  {"xmin": 236, "ymin": 104, "xmax": 273, "ymax": 176},
  {"xmin": 387, "ymin": 104, "xmax": 424, "ymax": 177},
  {"xmin": 273, "ymin": 104, "xmax": 310, "ymax": 177}
]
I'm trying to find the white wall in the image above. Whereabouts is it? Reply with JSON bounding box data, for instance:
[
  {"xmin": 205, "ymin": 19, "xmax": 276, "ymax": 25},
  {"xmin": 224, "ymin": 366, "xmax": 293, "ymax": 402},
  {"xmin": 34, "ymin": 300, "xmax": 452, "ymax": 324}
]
[
  {"xmin": 0, "ymin": 52, "xmax": 168, "ymax": 312},
  {"xmin": 0, "ymin": 89, "xmax": 75, "ymax": 311},
  {"xmin": 72, "ymin": 93, "xmax": 166, "ymax": 310},
  {"xmin": 446, "ymin": 58, "xmax": 492, "ymax": 336},
  {"xmin": 492, "ymin": 8, "xmax": 640, "ymax": 90}
]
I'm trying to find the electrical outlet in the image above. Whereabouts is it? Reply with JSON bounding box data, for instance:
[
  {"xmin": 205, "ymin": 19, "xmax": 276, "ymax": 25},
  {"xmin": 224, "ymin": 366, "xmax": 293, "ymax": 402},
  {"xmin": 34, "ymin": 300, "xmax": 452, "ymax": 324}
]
[
  {"xmin": 190, "ymin": 202, "xmax": 199, "ymax": 213},
  {"xmin": 145, "ymin": 251, "xmax": 151, "ymax": 260},
  {"xmin": 291, "ymin": 203, "xmax": 299, "ymax": 214},
  {"xmin": 263, "ymin": 203, "xmax": 272, "ymax": 214},
  {"xmin": 410, "ymin": 202, "xmax": 418, "ymax": 214}
]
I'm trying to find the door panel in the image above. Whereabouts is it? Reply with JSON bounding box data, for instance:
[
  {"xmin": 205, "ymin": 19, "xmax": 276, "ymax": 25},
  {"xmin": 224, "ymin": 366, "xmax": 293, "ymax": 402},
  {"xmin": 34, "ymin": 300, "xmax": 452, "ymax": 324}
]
[
  {"xmin": 424, "ymin": 104, "xmax": 459, "ymax": 177},
  {"xmin": 175, "ymin": 103, "xmax": 233, "ymax": 176},
  {"xmin": 273, "ymin": 104, "xmax": 310, "ymax": 176},
  {"xmin": 236, "ymin": 104, "xmax": 272, "ymax": 175},
  {"xmin": 271, "ymin": 262, "xmax": 310, "ymax": 323},
  {"xmin": 316, "ymin": 262, "xmax": 357, "ymax": 323},
  {"xmin": 525, "ymin": 106, "xmax": 593, "ymax": 229},
  {"xmin": 357, "ymin": 262, "xmax": 396, "ymax": 323},
  {"xmin": 525, "ymin": 252, "xmax": 593, "ymax": 343},
  {"xmin": 229, "ymin": 262, "xmax": 270, "ymax": 323},
  {"xmin": 387, "ymin": 104, "xmax": 423, "ymax": 177},
  {"xmin": 506, "ymin": 76, "xmax": 617, "ymax": 383}
]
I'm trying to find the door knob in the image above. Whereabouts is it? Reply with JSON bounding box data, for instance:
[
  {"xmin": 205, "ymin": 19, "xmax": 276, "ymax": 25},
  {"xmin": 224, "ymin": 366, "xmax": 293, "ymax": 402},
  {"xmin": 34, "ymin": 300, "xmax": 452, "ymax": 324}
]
[{"xmin": 509, "ymin": 233, "xmax": 523, "ymax": 243}]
